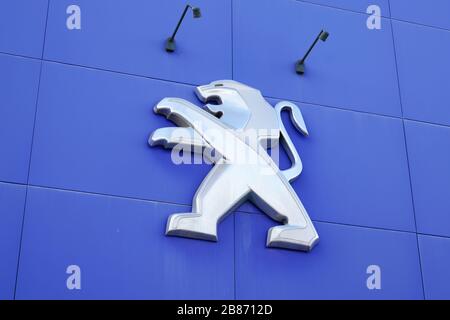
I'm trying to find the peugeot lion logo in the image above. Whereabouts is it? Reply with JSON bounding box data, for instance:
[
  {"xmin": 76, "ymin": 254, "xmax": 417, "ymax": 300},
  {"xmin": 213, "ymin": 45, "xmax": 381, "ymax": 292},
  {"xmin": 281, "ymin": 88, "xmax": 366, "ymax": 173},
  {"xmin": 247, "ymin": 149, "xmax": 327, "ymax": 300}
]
[{"xmin": 150, "ymin": 80, "xmax": 318, "ymax": 251}]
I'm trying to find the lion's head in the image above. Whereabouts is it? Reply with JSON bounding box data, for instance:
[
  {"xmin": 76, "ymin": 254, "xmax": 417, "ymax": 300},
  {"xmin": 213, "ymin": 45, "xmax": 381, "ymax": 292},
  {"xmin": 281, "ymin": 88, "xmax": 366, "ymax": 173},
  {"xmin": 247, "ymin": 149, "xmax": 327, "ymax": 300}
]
[{"xmin": 195, "ymin": 80, "xmax": 278, "ymax": 131}]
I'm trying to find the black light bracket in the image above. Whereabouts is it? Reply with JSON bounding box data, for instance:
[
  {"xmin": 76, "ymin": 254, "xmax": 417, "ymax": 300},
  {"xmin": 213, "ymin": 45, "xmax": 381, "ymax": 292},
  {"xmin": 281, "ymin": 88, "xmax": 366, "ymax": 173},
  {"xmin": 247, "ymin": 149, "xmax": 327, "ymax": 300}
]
[
  {"xmin": 295, "ymin": 30, "xmax": 329, "ymax": 75},
  {"xmin": 165, "ymin": 4, "xmax": 202, "ymax": 53}
]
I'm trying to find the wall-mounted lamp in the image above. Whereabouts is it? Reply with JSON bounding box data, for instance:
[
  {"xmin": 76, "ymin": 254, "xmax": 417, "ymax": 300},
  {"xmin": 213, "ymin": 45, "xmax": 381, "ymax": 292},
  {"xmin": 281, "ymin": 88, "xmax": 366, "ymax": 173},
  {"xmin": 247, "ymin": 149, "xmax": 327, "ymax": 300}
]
[
  {"xmin": 165, "ymin": 4, "xmax": 202, "ymax": 53},
  {"xmin": 295, "ymin": 30, "xmax": 329, "ymax": 75}
]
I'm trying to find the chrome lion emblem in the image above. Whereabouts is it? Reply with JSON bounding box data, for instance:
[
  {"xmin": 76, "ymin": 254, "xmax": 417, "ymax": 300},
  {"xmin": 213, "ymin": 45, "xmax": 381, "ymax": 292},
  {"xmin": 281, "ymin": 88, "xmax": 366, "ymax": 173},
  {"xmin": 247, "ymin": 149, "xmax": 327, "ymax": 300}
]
[{"xmin": 149, "ymin": 80, "xmax": 319, "ymax": 251}]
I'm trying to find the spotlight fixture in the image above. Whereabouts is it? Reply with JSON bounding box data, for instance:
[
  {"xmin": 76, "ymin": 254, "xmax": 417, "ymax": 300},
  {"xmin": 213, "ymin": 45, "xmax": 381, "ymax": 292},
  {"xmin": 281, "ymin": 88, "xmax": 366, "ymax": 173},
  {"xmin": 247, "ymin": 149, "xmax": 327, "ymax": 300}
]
[
  {"xmin": 295, "ymin": 30, "xmax": 329, "ymax": 75},
  {"xmin": 165, "ymin": 4, "xmax": 202, "ymax": 53}
]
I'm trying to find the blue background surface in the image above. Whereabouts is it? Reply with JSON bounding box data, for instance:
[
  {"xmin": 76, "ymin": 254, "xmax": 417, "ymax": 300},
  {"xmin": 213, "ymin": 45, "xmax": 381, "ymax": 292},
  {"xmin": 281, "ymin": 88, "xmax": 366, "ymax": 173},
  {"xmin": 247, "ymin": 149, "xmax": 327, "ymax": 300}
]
[{"xmin": 0, "ymin": 0, "xmax": 449, "ymax": 299}]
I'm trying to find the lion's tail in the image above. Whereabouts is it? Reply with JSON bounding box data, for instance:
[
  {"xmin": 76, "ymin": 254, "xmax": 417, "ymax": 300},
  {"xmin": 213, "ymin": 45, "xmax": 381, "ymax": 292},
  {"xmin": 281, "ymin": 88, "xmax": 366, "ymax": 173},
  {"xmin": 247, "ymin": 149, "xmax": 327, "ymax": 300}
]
[{"xmin": 275, "ymin": 101, "xmax": 309, "ymax": 183}]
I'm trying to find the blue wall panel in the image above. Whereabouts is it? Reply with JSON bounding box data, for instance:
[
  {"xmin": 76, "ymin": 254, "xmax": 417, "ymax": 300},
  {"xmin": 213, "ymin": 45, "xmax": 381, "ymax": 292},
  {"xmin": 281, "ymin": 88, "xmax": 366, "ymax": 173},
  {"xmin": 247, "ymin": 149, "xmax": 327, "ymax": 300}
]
[
  {"xmin": 235, "ymin": 213, "xmax": 423, "ymax": 299},
  {"xmin": 405, "ymin": 121, "xmax": 450, "ymax": 238},
  {"xmin": 0, "ymin": 0, "xmax": 48, "ymax": 58},
  {"xmin": 29, "ymin": 62, "xmax": 211, "ymax": 206},
  {"xmin": 0, "ymin": 54, "xmax": 41, "ymax": 184},
  {"xmin": 390, "ymin": 0, "xmax": 450, "ymax": 30},
  {"xmin": 299, "ymin": 0, "xmax": 390, "ymax": 16},
  {"xmin": 419, "ymin": 235, "xmax": 450, "ymax": 300},
  {"xmin": 234, "ymin": 0, "xmax": 401, "ymax": 116},
  {"xmin": 44, "ymin": 0, "xmax": 231, "ymax": 85},
  {"xmin": 0, "ymin": 182, "xmax": 26, "ymax": 300},
  {"xmin": 16, "ymin": 187, "xmax": 234, "ymax": 299},
  {"xmin": 393, "ymin": 21, "xmax": 450, "ymax": 126}
]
